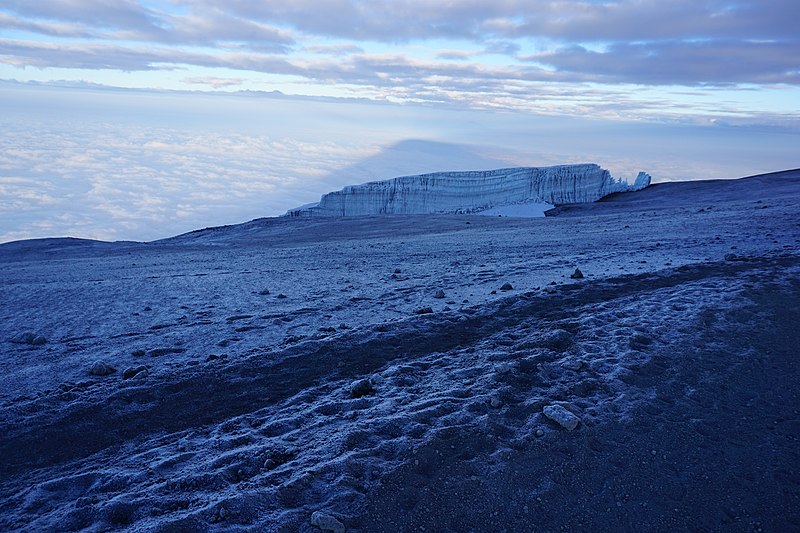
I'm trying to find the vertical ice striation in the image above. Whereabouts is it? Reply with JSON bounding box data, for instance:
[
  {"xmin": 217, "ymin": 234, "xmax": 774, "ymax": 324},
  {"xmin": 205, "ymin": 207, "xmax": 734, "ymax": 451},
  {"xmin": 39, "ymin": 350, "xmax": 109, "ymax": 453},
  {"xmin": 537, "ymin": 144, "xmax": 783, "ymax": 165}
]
[{"xmin": 286, "ymin": 164, "xmax": 651, "ymax": 217}]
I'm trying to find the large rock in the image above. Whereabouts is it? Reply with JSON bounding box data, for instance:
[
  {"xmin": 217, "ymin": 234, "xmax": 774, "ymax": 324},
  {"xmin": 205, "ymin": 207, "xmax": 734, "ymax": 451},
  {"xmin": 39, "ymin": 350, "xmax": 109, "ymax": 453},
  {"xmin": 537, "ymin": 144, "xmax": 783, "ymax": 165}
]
[
  {"xmin": 10, "ymin": 331, "xmax": 47, "ymax": 345},
  {"xmin": 543, "ymin": 404, "xmax": 581, "ymax": 431},
  {"xmin": 88, "ymin": 361, "xmax": 116, "ymax": 376},
  {"xmin": 311, "ymin": 511, "xmax": 345, "ymax": 533},
  {"xmin": 287, "ymin": 164, "xmax": 651, "ymax": 217}
]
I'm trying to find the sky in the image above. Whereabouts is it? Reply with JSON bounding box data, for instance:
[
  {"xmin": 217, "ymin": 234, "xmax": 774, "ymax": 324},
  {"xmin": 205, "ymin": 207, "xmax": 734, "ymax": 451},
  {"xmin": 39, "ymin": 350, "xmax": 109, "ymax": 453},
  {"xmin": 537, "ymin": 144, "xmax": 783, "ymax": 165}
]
[{"xmin": 1, "ymin": 1, "xmax": 799, "ymax": 242}]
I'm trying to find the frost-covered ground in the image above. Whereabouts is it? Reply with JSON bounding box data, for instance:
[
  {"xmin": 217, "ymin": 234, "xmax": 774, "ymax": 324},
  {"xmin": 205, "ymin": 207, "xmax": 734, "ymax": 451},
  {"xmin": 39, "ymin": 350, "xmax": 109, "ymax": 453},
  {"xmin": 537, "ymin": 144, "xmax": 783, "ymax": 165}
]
[{"xmin": 1, "ymin": 169, "xmax": 799, "ymax": 532}]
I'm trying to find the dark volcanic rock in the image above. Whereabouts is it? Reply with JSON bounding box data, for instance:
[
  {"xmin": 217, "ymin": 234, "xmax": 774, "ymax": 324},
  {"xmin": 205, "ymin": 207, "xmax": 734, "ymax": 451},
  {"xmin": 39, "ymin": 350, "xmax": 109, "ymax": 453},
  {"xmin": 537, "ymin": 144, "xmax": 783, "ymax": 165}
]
[
  {"xmin": 543, "ymin": 329, "xmax": 573, "ymax": 351},
  {"xmin": 122, "ymin": 366, "xmax": 148, "ymax": 380},
  {"xmin": 311, "ymin": 511, "xmax": 345, "ymax": 532},
  {"xmin": 350, "ymin": 378, "xmax": 374, "ymax": 398},
  {"xmin": 147, "ymin": 347, "xmax": 186, "ymax": 357},
  {"xmin": 543, "ymin": 404, "xmax": 581, "ymax": 430},
  {"xmin": 88, "ymin": 361, "xmax": 116, "ymax": 376},
  {"xmin": 10, "ymin": 332, "xmax": 47, "ymax": 345}
]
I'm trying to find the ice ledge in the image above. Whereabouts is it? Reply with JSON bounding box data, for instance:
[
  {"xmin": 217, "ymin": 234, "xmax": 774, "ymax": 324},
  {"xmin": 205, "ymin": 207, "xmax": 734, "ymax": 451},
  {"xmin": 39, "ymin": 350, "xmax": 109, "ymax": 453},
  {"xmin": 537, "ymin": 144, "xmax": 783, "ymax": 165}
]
[{"xmin": 286, "ymin": 164, "xmax": 651, "ymax": 217}]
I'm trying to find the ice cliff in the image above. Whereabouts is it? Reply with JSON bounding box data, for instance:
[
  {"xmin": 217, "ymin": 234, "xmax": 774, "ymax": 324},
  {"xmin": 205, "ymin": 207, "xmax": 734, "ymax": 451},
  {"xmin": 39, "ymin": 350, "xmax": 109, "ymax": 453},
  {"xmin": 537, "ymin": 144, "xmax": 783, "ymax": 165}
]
[{"xmin": 286, "ymin": 164, "xmax": 651, "ymax": 217}]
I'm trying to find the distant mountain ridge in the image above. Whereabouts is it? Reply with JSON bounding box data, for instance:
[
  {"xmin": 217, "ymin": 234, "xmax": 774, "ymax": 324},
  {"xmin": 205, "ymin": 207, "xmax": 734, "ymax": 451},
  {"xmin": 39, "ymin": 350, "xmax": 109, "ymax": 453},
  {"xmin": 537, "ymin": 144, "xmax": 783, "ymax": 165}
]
[{"xmin": 286, "ymin": 163, "xmax": 651, "ymax": 217}]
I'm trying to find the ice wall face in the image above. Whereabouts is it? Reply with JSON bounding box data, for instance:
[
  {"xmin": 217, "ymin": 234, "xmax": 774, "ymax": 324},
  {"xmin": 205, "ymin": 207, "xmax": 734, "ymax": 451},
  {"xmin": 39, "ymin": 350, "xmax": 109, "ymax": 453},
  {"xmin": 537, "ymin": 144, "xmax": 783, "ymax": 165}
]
[{"xmin": 287, "ymin": 164, "xmax": 651, "ymax": 217}]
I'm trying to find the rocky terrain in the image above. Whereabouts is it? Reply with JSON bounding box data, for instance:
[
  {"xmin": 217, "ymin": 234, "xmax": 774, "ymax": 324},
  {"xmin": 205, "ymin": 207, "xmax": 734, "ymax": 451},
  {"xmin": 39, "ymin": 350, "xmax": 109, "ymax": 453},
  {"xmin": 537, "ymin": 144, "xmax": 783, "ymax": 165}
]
[{"xmin": 0, "ymin": 169, "xmax": 798, "ymax": 532}]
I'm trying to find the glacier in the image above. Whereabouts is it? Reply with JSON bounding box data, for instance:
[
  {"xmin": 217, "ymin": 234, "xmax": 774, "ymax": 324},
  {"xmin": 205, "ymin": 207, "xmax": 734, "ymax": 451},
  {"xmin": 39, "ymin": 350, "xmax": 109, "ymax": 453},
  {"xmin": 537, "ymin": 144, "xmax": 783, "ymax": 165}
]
[{"xmin": 286, "ymin": 164, "xmax": 651, "ymax": 217}]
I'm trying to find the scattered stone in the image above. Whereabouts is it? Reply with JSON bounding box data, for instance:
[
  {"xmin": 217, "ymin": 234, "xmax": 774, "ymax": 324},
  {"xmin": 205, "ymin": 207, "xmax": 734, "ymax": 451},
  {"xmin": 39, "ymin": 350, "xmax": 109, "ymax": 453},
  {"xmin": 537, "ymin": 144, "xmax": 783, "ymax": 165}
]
[
  {"xmin": 122, "ymin": 366, "xmax": 148, "ymax": 380},
  {"xmin": 394, "ymin": 268, "xmax": 402, "ymax": 274},
  {"xmin": 499, "ymin": 282, "xmax": 513, "ymax": 291},
  {"xmin": 724, "ymin": 253, "xmax": 738, "ymax": 261},
  {"xmin": 89, "ymin": 361, "xmax": 116, "ymax": 376},
  {"xmin": 311, "ymin": 511, "xmax": 345, "ymax": 533},
  {"xmin": 258, "ymin": 289, "xmax": 271, "ymax": 295},
  {"xmin": 494, "ymin": 363, "xmax": 513, "ymax": 374},
  {"xmin": 414, "ymin": 307, "xmax": 433, "ymax": 315},
  {"xmin": 543, "ymin": 404, "xmax": 581, "ymax": 431},
  {"xmin": 490, "ymin": 290, "xmax": 497, "ymax": 295},
  {"xmin": 561, "ymin": 359, "xmax": 584, "ymax": 371},
  {"xmin": 629, "ymin": 333, "xmax": 653, "ymax": 348},
  {"xmin": 147, "ymin": 347, "xmax": 186, "ymax": 357},
  {"xmin": 489, "ymin": 397, "xmax": 503, "ymax": 408},
  {"xmin": 206, "ymin": 354, "xmax": 219, "ymax": 362},
  {"xmin": 319, "ymin": 326, "xmax": 336, "ymax": 333},
  {"xmin": 131, "ymin": 349, "xmax": 146, "ymax": 357},
  {"xmin": 338, "ymin": 323, "xmax": 350, "ymax": 330},
  {"xmin": 535, "ymin": 429, "xmax": 545, "ymax": 438},
  {"xmin": 10, "ymin": 331, "xmax": 47, "ymax": 345},
  {"xmin": 143, "ymin": 306, "xmax": 152, "ymax": 311},
  {"xmin": 276, "ymin": 293, "xmax": 287, "ymax": 299},
  {"xmin": 350, "ymin": 378, "xmax": 374, "ymax": 398},
  {"xmin": 570, "ymin": 268, "xmax": 584, "ymax": 279},
  {"xmin": 543, "ymin": 329, "xmax": 573, "ymax": 351},
  {"xmin": 433, "ymin": 290, "xmax": 446, "ymax": 299},
  {"xmin": 217, "ymin": 339, "xmax": 230, "ymax": 347}
]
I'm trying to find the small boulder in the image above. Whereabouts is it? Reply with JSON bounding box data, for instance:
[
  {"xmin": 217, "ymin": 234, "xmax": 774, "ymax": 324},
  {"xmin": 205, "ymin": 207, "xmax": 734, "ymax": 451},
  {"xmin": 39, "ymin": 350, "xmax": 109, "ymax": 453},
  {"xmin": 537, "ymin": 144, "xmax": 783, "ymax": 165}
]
[
  {"xmin": 561, "ymin": 359, "xmax": 584, "ymax": 371},
  {"xmin": 311, "ymin": 511, "xmax": 345, "ymax": 533},
  {"xmin": 258, "ymin": 289, "xmax": 271, "ymax": 295},
  {"xmin": 543, "ymin": 329, "xmax": 572, "ymax": 351},
  {"xmin": 122, "ymin": 366, "xmax": 148, "ymax": 380},
  {"xmin": 570, "ymin": 268, "xmax": 584, "ymax": 279},
  {"xmin": 350, "ymin": 378, "xmax": 374, "ymax": 398},
  {"xmin": 489, "ymin": 396, "xmax": 503, "ymax": 408},
  {"xmin": 499, "ymin": 283, "xmax": 513, "ymax": 291},
  {"xmin": 433, "ymin": 290, "xmax": 446, "ymax": 299},
  {"xmin": 11, "ymin": 331, "xmax": 47, "ymax": 345},
  {"xmin": 543, "ymin": 404, "xmax": 581, "ymax": 431},
  {"xmin": 89, "ymin": 361, "xmax": 116, "ymax": 376},
  {"xmin": 414, "ymin": 307, "xmax": 433, "ymax": 315},
  {"xmin": 276, "ymin": 293, "xmax": 287, "ymax": 299}
]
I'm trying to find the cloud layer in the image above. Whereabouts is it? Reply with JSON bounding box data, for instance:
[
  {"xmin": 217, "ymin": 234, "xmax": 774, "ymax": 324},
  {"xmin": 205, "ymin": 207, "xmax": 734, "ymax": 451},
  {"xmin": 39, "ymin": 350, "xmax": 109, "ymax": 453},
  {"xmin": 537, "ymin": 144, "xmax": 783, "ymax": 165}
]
[{"xmin": 2, "ymin": 84, "xmax": 798, "ymax": 243}]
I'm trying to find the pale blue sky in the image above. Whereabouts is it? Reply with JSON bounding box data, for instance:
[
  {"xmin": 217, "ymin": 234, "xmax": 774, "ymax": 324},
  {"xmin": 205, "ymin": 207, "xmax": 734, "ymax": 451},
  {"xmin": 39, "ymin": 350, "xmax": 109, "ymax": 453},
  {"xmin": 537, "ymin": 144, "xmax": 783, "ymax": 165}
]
[{"xmin": 1, "ymin": 0, "xmax": 798, "ymax": 125}]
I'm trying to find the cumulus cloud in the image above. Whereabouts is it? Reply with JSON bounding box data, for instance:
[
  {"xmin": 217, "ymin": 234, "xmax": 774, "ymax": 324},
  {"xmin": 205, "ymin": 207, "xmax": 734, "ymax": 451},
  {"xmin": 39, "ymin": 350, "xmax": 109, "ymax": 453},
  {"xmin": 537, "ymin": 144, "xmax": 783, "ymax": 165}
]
[
  {"xmin": 526, "ymin": 40, "xmax": 800, "ymax": 85},
  {"xmin": 177, "ymin": 0, "xmax": 800, "ymax": 42},
  {"xmin": 302, "ymin": 43, "xmax": 364, "ymax": 56},
  {"xmin": 181, "ymin": 76, "xmax": 245, "ymax": 88},
  {"xmin": 0, "ymin": 0, "xmax": 797, "ymax": 89}
]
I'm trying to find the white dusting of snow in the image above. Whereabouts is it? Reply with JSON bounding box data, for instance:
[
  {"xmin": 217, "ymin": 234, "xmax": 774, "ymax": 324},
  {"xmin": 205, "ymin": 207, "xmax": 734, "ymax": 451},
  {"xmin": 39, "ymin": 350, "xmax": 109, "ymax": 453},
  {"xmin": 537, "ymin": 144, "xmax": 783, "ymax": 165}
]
[{"xmin": 0, "ymin": 169, "xmax": 798, "ymax": 532}]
